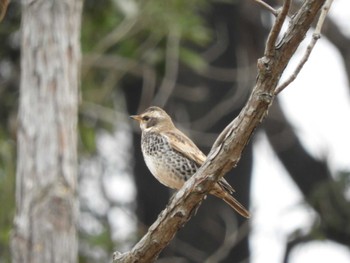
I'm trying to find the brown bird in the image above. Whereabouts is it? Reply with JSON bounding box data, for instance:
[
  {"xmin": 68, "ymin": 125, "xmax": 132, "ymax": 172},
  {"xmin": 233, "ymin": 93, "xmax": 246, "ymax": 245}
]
[{"xmin": 131, "ymin": 106, "xmax": 250, "ymax": 218}]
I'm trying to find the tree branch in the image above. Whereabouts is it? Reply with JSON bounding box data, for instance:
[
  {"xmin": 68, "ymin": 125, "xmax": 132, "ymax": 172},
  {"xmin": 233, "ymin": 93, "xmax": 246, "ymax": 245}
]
[
  {"xmin": 275, "ymin": 0, "xmax": 334, "ymax": 94},
  {"xmin": 264, "ymin": 0, "xmax": 291, "ymax": 57},
  {"xmin": 113, "ymin": 0, "xmax": 328, "ymax": 261},
  {"xmin": 254, "ymin": 0, "xmax": 278, "ymax": 17},
  {"xmin": 153, "ymin": 27, "xmax": 181, "ymax": 107}
]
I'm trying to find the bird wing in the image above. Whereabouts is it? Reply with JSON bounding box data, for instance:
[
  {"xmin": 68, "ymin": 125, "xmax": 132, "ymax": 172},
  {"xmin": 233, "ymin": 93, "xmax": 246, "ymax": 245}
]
[
  {"xmin": 163, "ymin": 130, "xmax": 206, "ymax": 166},
  {"xmin": 163, "ymin": 129, "xmax": 236, "ymax": 193}
]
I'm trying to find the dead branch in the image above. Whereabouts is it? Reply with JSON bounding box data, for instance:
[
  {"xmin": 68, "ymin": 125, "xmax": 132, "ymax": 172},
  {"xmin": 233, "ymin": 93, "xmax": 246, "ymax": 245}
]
[
  {"xmin": 254, "ymin": 0, "xmax": 278, "ymax": 17},
  {"xmin": 275, "ymin": 0, "xmax": 334, "ymax": 94},
  {"xmin": 113, "ymin": 0, "xmax": 329, "ymax": 262},
  {"xmin": 264, "ymin": 0, "xmax": 291, "ymax": 57}
]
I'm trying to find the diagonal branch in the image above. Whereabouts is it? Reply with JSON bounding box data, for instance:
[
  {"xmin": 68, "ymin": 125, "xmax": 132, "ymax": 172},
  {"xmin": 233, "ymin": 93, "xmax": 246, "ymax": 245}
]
[
  {"xmin": 254, "ymin": 0, "xmax": 278, "ymax": 17},
  {"xmin": 264, "ymin": 0, "xmax": 291, "ymax": 57},
  {"xmin": 275, "ymin": 0, "xmax": 334, "ymax": 94},
  {"xmin": 113, "ymin": 0, "xmax": 328, "ymax": 262}
]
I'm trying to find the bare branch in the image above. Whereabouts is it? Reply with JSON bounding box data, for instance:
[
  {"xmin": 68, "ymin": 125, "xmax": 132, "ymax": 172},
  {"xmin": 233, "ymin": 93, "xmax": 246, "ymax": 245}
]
[
  {"xmin": 153, "ymin": 28, "xmax": 181, "ymax": 107},
  {"xmin": 94, "ymin": 17, "xmax": 139, "ymax": 54},
  {"xmin": 264, "ymin": 0, "xmax": 291, "ymax": 57},
  {"xmin": 138, "ymin": 66, "xmax": 157, "ymax": 113},
  {"xmin": 314, "ymin": 0, "xmax": 333, "ymax": 33},
  {"xmin": 275, "ymin": 0, "xmax": 334, "ymax": 95},
  {"xmin": 201, "ymin": 22, "xmax": 229, "ymax": 62},
  {"xmin": 254, "ymin": 0, "xmax": 278, "ymax": 17},
  {"xmin": 274, "ymin": 32, "xmax": 319, "ymax": 95},
  {"xmin": 80, "ymin": 101, "xmax": 125, "ymax": 124},
  {"xmin": 204, "ymin": 211, "xmax": 249, "ymax": 263}
]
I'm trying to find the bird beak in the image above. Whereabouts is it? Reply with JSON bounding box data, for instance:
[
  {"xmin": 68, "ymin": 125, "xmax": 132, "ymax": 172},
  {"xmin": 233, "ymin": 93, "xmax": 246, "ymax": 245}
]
[{"xmin": 130, "ymin": 115, "xmax": 142, "ymax": 122}]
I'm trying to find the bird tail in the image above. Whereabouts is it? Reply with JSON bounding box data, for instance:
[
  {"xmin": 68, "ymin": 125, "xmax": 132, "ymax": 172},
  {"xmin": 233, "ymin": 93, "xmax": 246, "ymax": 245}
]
[{"xmin": 211, "ymin": 187, "xmax": 250, "ymax": 218}]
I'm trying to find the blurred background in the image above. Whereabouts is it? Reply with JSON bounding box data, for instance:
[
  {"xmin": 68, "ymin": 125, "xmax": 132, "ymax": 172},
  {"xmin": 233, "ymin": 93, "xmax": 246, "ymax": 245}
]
[{"xmin": 1, "ymin": 0, "xmax": 349, "ymax": 262}]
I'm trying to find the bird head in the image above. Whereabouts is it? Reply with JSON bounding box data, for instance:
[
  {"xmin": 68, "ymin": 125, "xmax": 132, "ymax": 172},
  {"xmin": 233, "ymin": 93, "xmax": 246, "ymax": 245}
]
[{"xmin": 130, "ymin": 106, "xmax": 175, "ymax": 132}]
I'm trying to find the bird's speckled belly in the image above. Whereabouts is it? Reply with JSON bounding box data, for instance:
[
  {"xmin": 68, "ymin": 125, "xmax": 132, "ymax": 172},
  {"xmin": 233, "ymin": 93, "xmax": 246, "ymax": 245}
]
[{"xmin": 141, "ymin": 132, "xmax": 199, "ymax": 190}]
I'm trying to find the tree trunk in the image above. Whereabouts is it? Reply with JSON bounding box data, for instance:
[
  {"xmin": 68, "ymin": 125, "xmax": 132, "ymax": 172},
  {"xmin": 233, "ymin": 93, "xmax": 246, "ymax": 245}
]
[{"xmin": 11, "ymin": 1, "xmax": 83, "ymax": 262}]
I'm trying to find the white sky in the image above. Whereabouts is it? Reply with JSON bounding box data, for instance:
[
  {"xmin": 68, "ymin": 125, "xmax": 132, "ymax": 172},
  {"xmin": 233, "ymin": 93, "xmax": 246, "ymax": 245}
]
[{"xmin": 251, "ymin": 1, "xmax": 350, "ymax": 262}]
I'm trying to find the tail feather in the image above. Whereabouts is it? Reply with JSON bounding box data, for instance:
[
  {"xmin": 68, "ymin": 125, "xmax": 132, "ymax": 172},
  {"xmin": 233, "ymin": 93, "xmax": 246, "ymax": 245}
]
[
  {"xmin": 211, "ymin": 184, "xmax": 250, "ymax": 218},
  {"xmin": 220, "ymin": 193, "xmax": 250, "ymax": 218}
]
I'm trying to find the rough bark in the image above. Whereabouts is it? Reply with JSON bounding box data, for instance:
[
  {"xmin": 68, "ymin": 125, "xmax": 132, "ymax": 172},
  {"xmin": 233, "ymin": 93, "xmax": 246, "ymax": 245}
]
[
  {"xmin": 114, "ymin": 1, "xmax": 327, "ymax": 262},
  {"xmin": 11, "ymin": 0, "xmax": 83, "ymax": 262}
]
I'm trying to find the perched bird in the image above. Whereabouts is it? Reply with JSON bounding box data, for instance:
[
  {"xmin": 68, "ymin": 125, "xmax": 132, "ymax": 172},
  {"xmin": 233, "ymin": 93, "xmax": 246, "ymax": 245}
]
[{"xmin": 131, "ymin": 106, "xmax": 250, "ymax": 218}]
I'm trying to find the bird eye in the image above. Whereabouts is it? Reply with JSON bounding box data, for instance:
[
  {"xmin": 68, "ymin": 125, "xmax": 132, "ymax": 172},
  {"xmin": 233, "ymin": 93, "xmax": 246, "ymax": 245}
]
[{"xmin": 142, "ymin": 116, "xmax": 150, "ymax": 121}]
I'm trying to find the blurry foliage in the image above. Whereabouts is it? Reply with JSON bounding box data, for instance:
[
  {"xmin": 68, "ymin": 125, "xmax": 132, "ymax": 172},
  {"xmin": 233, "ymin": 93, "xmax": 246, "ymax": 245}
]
[
  {"xmin": 141, "ymin": 0, "xmax": 211, "ymax": 44},
  {"xmin": 79, "ymin": 228, "xmax": 114, "ymax": 263},
  {"xmin": 0, "ymin": 138, "xmax": 15, "ymax": 262},
  {"xmin": 82, "ymin": 0, "xmax": 122, "ymax": 52},
  {"xmin": 79, "ymin": 122, "xmax": 97, "ymax": 153}
]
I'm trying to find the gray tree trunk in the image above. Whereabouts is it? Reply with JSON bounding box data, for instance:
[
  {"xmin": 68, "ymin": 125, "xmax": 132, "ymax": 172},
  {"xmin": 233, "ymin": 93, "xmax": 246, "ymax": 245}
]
[{"xmin": 11, "ymin": 0, "xmax": 83, "ymax": 262}]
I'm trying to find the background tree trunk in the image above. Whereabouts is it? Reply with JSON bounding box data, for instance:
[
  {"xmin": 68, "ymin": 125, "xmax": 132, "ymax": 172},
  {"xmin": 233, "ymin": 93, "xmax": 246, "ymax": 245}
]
[{"xmin": 11, "ymin": 0, "xmax": 83, "ymax": 262}]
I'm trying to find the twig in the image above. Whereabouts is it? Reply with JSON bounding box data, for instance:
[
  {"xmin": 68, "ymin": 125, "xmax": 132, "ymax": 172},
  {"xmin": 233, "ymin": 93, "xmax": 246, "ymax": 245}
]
[
  {"xmin": 204, "ymin": 210, "xmax": 250, "ymax": 263},
  {"xmin": 80, "ymin": 101, "xmax": 125, "ymax": 124},
  {"xmin": 314, "ymin": 0, "xmax": 333, "ymax": 34},
  {"xmin": 264, "ymin": 0, "xmax": 291, "ymax": 57},
  {"xmin": 190, "ymin": 87, "xmax": 247, "ymax": 131},
  {"xmin": 153, "ymin": 27, "xmax": 181, "ymax": 107},
  {"xmin": 275, "ymin": 0, "xmax": 334, "ymax": 95},
  {"xmin": 169, "ymin": 237, "xmax": 207, "ymax": 262},
  {"xmin": 201, "ymin": 22, "xmax": 229, "ymax": 62},
  {"xmin": 82, "ymin": 16, "xmax": 139, "ymax": 78},
  {"xmin": 274, "ymin": 33, "xmax": 320, "ymax": 95},
  {"xmin": 254, "ymin": 0, "xmax": 278, "ymax": 17},
  {"xmin": 138, "ymin": 66, "xmax": 157, "ymax": 113},
  {"xmin": 94, "ymin": 17, "xmax": 139, "ymax": 54}
]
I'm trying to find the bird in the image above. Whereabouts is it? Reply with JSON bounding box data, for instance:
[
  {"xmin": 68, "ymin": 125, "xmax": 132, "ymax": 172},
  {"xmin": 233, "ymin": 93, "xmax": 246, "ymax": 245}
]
[{"xmin": 130, "ymin": 106, "xmax": 250, "ymax": 218}]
